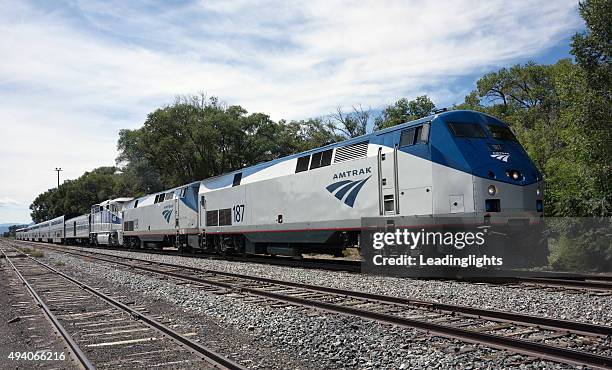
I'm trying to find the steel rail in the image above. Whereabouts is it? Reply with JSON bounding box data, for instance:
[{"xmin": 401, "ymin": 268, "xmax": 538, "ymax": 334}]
[
  {"xmin": 28, "ymin": 243, "xmax": 612, "ymax": 369},
  {"xmin": 3, "ymin": 244, "xmax": 245, "ymax": 370},
  {"xmin": 517, "ymin": 276, "xmax": 612, "ymax": 290},
  {"xmin": 0, "ymin": 248, "xmax": 96, "ymax": 370}
]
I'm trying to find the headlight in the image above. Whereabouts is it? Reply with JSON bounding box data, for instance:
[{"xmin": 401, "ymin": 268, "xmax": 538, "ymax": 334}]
[
  {"xmin": 536, "ymin": 188, "xmax": 541, "ymax": 196},
  {"xmin": 487, "ymin": 185, "xmax": 497, "ymax": 196},
  {"xmin": 506, "ymin": 170, "xmax": 522, "ymax": 181}
]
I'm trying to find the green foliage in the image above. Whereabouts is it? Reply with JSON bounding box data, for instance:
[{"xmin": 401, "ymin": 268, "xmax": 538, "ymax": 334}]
[
  {"xmin": 374, "ymin": 95, "xmax": 436, "ymax": 130},
  {"xmin": 30, "ymin": 167, "xmax": 127, "ymax": 223},
  {"xmin": 117, "ymin": 95, "xmax": 341, "ymax": 188},
  {"xmin": 4, "ymin": 224, "xmax": 29, "ymax": 238},
  {"xmin": 547, "ymin": 218, "xmax": 612, "ymax": 272},
  {"xmin": 571, "ymin": 0, "xmax": 611, "ymax": 92},
  {"xmin": 548, "ymin": 235, "xmax": 591, "ymax": 271}
]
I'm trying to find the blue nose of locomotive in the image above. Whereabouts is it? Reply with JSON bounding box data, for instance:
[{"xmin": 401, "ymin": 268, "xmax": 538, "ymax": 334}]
[{"xmin": 432, "ymin": 110, "xmax": 541, "ymax": 186}]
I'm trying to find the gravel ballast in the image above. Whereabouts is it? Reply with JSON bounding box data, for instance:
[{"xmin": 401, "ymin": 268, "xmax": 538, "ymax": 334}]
[
  {"xmin": 34, "ymin": 248, "xmax": 580, "ymax": 369},
  {"xmin": 79, "ymin": 247, "xmax": 612, "ymax": 326}
]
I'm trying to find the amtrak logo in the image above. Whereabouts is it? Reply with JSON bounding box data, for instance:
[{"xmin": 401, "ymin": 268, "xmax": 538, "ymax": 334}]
[
  {"xmin": 490, "ymin": 152, "xmax": 510, "ymax": 162},
  {"xmin": 162, "ymin": 209, "xmax": 172, "ymax": 223},
  {"xmin": 326, "ymin": 176, "xmax": 371, "ymax": 207},
  {"xmin": 333, "ymin": 167, "xmax": 371, "ymax": 180}
]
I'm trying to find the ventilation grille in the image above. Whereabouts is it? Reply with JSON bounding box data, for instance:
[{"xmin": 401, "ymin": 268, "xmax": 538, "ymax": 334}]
[
  {"xmin": 334, "ymin": 141, "xmax": 369, "ymax": 163},
  {"xmin": 124, "ymin": 221, "xmax": 134, "ymax": 231},
  {"xmin": 206, "ymin": 210, "xmax": 219, "ymax": 226},
  {"xmin": 219, "ymin": 209, "xmax": 232, "ymax": 226}
]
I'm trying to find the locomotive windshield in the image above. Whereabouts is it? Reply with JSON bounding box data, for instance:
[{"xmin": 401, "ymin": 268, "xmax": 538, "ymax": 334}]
[
  {"xmin": 486, "ymin": 124, "xmax": 517, "ymax": 141},
  {"xmin": 447, "ymin": 122, "xmax": 486, "ymax": 138}
]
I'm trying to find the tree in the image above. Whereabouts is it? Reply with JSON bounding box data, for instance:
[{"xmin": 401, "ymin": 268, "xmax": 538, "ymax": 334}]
[
  {"xmin": 3, "ymin": 224, "xmax": 28, "ymax": 238},
  {"xmin": 567, "ymin": 0, "xmax": 612, "ymax": 217},
  {"xmin": 374, "ymin": 95, "xmax": 436, "ymax": 130},
  {"xmin": 30, "ymin": 167, "xmax": 126, "ymax": 223},
  {"xmin": 116, "ymin": 95, "xmax": 343, "ymax": 189},
  {"xmin": 571, "ymin": 0, "xmax": 611, "ymax": 92},
  {"xmin": 329, "ymin": 105, "xmax": 370, "ymax": 138}
]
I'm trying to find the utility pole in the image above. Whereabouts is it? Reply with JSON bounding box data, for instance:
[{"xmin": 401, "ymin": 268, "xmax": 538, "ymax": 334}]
[{"xmin": 54, "ymin": 167, "xmax": 62, "ymax": 188}]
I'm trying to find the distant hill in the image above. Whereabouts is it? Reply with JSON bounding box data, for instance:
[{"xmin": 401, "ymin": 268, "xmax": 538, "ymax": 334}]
[{"xmin": 0, "ymin": 223, "xmax": 31, "ymax": 233}]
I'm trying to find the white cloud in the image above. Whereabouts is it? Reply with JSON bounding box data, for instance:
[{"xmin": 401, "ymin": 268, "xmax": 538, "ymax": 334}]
[
  {"xmin": 0, "ymin": 0, "xmax": 581, "ymax": 222},
  {"xmin": 0, "ymin": 197, "xmax": 20, "ymax": 207}
]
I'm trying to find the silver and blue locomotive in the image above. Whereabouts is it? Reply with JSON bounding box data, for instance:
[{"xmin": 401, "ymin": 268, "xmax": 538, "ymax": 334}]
[{"xmin": 17, "ymin": 110, "xmax": 544, "ymax": 260}]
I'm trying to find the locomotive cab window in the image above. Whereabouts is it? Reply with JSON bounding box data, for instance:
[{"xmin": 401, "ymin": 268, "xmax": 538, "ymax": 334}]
[
  {"xmin": 233, "ymin": 172, "xmax": 242, "ymax": 186},
  {"xmin": 399, "ymin": 128, "xmax": 415, "ymax": 147},
  {"xmin": 400, "ymin": 123, "xmax": 430, "ymax": 147},
  {"xmin": 486, "ymin": 124, "xmax": 517, "ymax": 141},
  {"xmin": 180, "ymin": 187, "xmax": 187, "ymax": 198},
  {"xmin": 447, "ymin": 123, "xmax": 486, "ymax": 138}
]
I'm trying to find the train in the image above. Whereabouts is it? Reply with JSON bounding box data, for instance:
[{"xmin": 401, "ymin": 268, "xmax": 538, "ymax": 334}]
[{"xmin": 16, "ymin": 110, "xmax": 545, "ymax": 261}]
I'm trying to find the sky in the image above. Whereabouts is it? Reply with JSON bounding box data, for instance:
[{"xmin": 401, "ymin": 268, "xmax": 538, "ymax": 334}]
[{"xmin": 0, "ymin": 0, "xmax": 583, "ymax": 224}]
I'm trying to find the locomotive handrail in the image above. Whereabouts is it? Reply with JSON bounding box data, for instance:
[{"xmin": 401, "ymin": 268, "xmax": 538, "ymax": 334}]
[
  {"xmin": 377, "ymin": 146, "xmax": 383, "ymax": 215},
  {"xmin": 393, "ymin": 144, "xmax": 400, "ymax": 214}
]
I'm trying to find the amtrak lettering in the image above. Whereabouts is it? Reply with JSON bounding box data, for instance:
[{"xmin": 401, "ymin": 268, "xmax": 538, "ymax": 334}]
[{"xmin": 332, "ymin": 167, "xmax": 372, "ymax": 180}]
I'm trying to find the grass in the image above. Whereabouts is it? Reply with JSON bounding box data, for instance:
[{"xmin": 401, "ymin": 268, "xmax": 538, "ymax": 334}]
[
  {"xmin": 16, "ymin": 247, "xmax": 44, "ymax": 258},
  {"xmin": 30, "ymin": 250, "xmax": 44, "ymax": 258},
  {"xmin": 55, "ymin": 261, "xmax": 65, "ymax": 267}
]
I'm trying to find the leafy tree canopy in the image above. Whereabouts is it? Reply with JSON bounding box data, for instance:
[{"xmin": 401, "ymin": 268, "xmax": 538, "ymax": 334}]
[
  {"xmin": 374, "ymin": 95, "xmax": 436, "ymax": 130},
  {"xmin": 30, "ymin": 167, "xmax": 127, "ymax": 223}
]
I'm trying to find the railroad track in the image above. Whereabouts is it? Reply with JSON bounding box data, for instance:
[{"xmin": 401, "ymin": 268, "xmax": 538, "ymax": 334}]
[
  {"xmin": 0, "ymin": 242, "xmax": 244, "ymax": 370},
  {"xmin": 20, "ymin": 240, "xmax": 612, "ymax": 293},
  {"xmin": 70, "ymin": 243, "xmax": 362, "ymax": 272},
  {"xmin": 513, "ymin": 276, "xmax": 612, "ymax": 292},
  {"xmin": 16, "ymin": 241, "xmax": 612, "ymax": 369}
]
